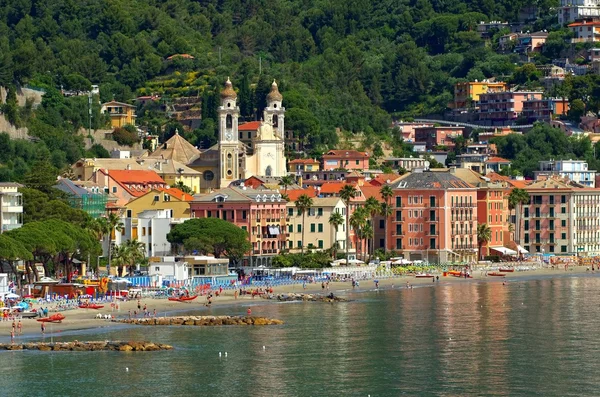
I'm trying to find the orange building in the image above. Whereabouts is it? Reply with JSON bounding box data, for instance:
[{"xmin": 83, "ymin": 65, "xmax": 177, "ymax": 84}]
[
  {"xmin": 101, "ymin": 101, "xmax": 136, "ymax": 128},
  {"xmin": 387, "ymin": 170, "xmax": 478, "ymax": 263},
  {"xmin": 322, "ymin": 150, "xmax": 370, "ymax": 171}
]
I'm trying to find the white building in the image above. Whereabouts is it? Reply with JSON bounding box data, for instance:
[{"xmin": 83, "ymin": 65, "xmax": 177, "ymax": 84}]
[
  {"xmin": 534, "ymin": 160, "xmax": 596, "ymax": 187},
  {"xmin": 147, "ymin": 256, "xmax": 189, "ymax": 282},
  {"xmin": 0, "ymin": 183, "xmax": 23, "ymax": 233},
  {"xmin": 559, "ymin": 0, "xmax": 600, "ymax": 25},
  {"xmin": 119, "ymin": 209, "xmax": 177, "ymax": 258}
]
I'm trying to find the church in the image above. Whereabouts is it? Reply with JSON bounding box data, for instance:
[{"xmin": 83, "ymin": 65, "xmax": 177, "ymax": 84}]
[{"xmin": 155, "ymin": 78, "xmax": 287, "ymax": 191}]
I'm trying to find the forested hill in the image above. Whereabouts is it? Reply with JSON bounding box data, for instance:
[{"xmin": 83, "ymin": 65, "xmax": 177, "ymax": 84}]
[{"xmin": 0, "ymin": 0, "xmax": 555, "ymax": 149}]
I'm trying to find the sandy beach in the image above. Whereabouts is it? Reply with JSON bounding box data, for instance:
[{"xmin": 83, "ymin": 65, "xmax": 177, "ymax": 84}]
[{"xmin": 0, "ymin": 265, "xmax": 594, "ymax": 339}]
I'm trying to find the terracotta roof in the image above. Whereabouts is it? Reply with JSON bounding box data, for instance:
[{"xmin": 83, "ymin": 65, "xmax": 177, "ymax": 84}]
[
  {"xmin": 568, "ymin": 22, "xmax": 600, "ymax": 27},
  {"xmin": 286, "ymin": 188, "xmax": 318, "ymax": 202},
  {"xmin": 157, "ymin": 187, "xmax": 194, "ymax": 201},
  {"xmin": 323, "ymin": 150, "xmax": 369, "ymax": 159},
  {"xmin": 319, "ymin": 182, "xmax": 354, "ymax": 194},
  {"xmin": 289, "ymin": 158, "xmax": 319, "ymax": 164},
  {"xmin": 371, "ymin": 173, "xmax": 401, "ymax": 185},
  {"xmin": 487, "ymin": 172, "xmax": 532, "ymax": 189},
  {"xmin": 102, "ymin": 101, "xmax": 135, "ymax": 108},
  {"xmin": 239, "ymin": 121, "xmax": 261, "ymax": 131},
  {"xmin": 485, "ymin": 156, "xmax": 511, "ymax": 163},
  {"xmin": 148, "ymin": 133, "xmax": 201, "ymax": 164},
  {"xmin": 359, "ymin": 186, "xmax": 383, "ymax": 201},
  {"xmin": 390, "ymin": 171, "xmax": 475, "ymax": 189},
  {"xmin": 108, "ymin": 170, "xmax": 165, "ymax": 184}
]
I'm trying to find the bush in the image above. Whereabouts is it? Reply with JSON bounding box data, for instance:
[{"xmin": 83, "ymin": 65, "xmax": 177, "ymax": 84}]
[{"xmin": 112, "ymin": 126, "xmax": 139, "ymax": 146}]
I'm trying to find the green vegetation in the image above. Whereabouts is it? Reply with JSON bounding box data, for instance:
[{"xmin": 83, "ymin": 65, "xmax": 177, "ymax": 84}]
[
  {"xmin": 272, "ymin": 251, "xmax": 332, "ymax": 269},
  {"xmin": 492, "ymin": 123, "xmax": 600, "ymax": 177}
]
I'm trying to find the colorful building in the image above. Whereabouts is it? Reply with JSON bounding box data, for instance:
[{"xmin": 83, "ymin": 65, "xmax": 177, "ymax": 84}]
[
  {"xmin": 534, "ymin": 159, "xmax": 596, "ymax": 187},
  {"xmin": 90, "ymin": 169, "xmax": 167, "ymax": 206},
  {"xmin": 453, "ymin": 81, "xmax": 507, "ymax": 109},
  {"xmin": 388, "ymin": 170, "xmax": 478, "ymax": 263},
  {"xmin": 101, "ymin": 101, "xmax": 136, "ymax": 128},
  {"xmin": 559, "ymin": 0, "xmax": 600, "ymax": 24},
  {"xmin": 124, "ymin": 187, "xmax": 193, "ymax": 219},
  {"xmin": 414, "ymin": 126, "xmax": 465, "ymax": 150},
  {"xmin": 322, "ymin": 150, "xmax": 370, "ymax": 171},
  {"xmin": 189, "ymin": 187, "xmax": 287, "ymax": 267},
  {"xmin": 569, "ymin": 19, "xmax": 600, "ymax": 43},
  {"xmin": 522, "ymin": 98, "xmax": 570, "ymax": 122},
  {"xmin": 285, "ymin": 197, "xmax": 346, "ymax": 253},
  {"xmin": 477, "ymin": 91, "xmax": 543, "ymax": 122},
  {"xmin": 288, "ymin": 158, "xmax": 321, "ymax": 173}
]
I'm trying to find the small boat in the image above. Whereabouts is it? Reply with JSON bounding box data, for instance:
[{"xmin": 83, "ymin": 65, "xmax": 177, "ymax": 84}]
[
  {"xmin": 415, "ymin": 273, "xmax": 434, "ymax": 278},
  {"xmin": 168, "ymin": 295, "xmax": 198, "ymax": 302},
  {"xmin": 37, "ymin": 313, "xmax": 65, "ymax": 323},
  {"xmin": 488, "ymin": 272, "xmax": 506, "ymax": 277},
  {"xmin": 78, "ymin": 304, "xmax": 105, "ymax": 309},
  {"xmin": 499, "ymin": 268, "xmax": 514, "ymax": 272}
]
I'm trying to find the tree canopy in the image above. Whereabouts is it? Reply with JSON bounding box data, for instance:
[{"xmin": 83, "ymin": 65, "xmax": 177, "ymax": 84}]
[{"xmin": 167, "ymin": 218, "xmax": 252, "ymax": 262}]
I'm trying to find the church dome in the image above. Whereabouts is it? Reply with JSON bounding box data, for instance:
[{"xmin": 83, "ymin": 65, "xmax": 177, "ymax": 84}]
[
  {"xmin": 267, "ymin": 80, "xmax": 283, "ymax": 102},
  {"xmin": 220, "ymin": 78, "xmax": 237, "ymax": 100}
]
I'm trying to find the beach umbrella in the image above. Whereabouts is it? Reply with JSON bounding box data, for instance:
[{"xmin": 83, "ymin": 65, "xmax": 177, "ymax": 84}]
[{"xmin": 5, "ymin": 293, "xmax": 19, "ymax": 299}]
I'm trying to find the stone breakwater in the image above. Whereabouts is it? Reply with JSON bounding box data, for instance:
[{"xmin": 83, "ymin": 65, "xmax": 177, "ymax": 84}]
[
  {"xmin": 0, "ymin": 341, "xmax": 173, "ymax": 352},
  {"xmin": 272, "ymin": 293, "xmax": 348, "ymax": 302},
  {"xmin": 115, "ymin": 316, "xmax": 284, "ymax": 326}
]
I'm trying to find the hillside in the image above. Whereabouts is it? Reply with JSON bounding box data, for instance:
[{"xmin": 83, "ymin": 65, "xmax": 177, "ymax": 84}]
[{"xmin": 0, "ymin": 0, "xmax": 586, "ymax": 181}]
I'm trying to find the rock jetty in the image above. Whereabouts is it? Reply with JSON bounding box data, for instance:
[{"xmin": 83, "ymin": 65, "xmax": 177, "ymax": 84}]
[
  {"xmin": 273, "ymin": 293, "xmax": 348, "ymax": 302},
  {"xmin": 114, "ymin": 316, "xmax": 284, "ymax": 326},
  {"xmin": 0, "ymin": 341, "xmax": 173, "ymax": 352}
]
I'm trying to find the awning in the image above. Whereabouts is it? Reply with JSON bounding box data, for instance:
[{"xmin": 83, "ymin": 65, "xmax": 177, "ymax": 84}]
[
  {"xmin": 490, "ymin": 247, "xmax": 518, "ymax": 256},
  {"xmin": 516, "ymin": 245, "xmax": 528, "ymax": 254},
  {"xmin": 268, "ymin": 226, "xmax": 280, "ymax": 235}
]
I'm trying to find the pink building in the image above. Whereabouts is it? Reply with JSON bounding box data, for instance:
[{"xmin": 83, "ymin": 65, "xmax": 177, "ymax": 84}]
[
  {"xmin": 387, "ymin": 170, "xmax": 478, "ymax": 263},
  {"xmin": 189, "ymin": 187, "xmax": 287, "ymax": 267},
  {"xmin": 414, "ymin": 126, "xmax": 465, "ymax": 151},
  {"xmin": 393, "ymin": 121, "xmax": 433, "ymax": 141},
  {"xmin": 477, "ymin": 91, "xmax": 543, "ymax": 122},
  {"xmin": 322, "ymin": 150, "xmax": 370, "ymax": 171}
]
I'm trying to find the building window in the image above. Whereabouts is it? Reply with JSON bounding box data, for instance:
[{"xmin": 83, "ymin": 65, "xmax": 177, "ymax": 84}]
[
  {"xmin": 396, "ymin": 224, "xmax": 402, "ymax": 235},
  {"xmin": 379, "ymin": 219, "xmax": 385, "ymax": 229},
  {"xmin": 241, "ymin": 226, "xmax": 247, "ymax": 231},
  {"xmin": 396, "ymin": 238, "xmax": 402, "ymax": 249},
  {"xmin": 396, "ymin": 211, "xmax": 402, "ymax": 221},
  {"xmin": 524, "ymin": 208, "xmax": 529, "ymax": 217},
  {"xmin": 318, "ymin": 224, "xmax": 323, "ymax": 232},
  {"xmin": 288, "ymin": 240, "xmax": 293, "ymax": 249},
  {"xmin": 318, "ymin": 240, "xmax": 323, "ymax": 248},
  {"xmin": 561, "ymin": 220, "xmax": 566, "ymax": 227},
  {"xmin": 288, "ymin": 208, "xmax": 293, "ymax": 217},
  {"xmin": 126, "ymin": 210, "xmax": 132, "ymax": 218},
  {"xmin": 242, "ymin": 210, "xmax": 247, "ymax": 220},
  {"xmin": 561, "ymin": 245, "xmax": 567, "ymax": 253},
  {"xmin": 297, "ymin": 241, "xmax": 302, "ymax": 248},
  {"xmin": 288, "ymin": 224, "xmax": 293, "ymax": 233},
  {"xmin": 430, "ymin": 196, "xmax": 436, "ymax": 207},
  {"xmin": 207, "ymin": 211, "xmax": 212, "ymax": 218},
  {"xmin": 549, "ymin": 196, "xmax": 554, "ymax": 204},
  {"xmin": 549, "ymin": 245, "xmax": 554, "ymax": 252},
  {"xmin": 561, "ymin": 207, "xmax": 566, "ymax": 214},
  {"xmin": 297, "ymin": 224, "xmax": 302, "ymax": 233},
  {"xmin": 204, "ymin": 171, "xmax": 214, "ymax": 181},
  {"xmin": 561, "ymin": 195, "xmax": 566, "ymax": 204},
  {"xmin": 524, "ymin": 220, "xmax": 529, "ymax": 230},
  {"xmin": 561, "ymin": 233, "xmax": 566, "ymax": 239},
  {"xmin": 112, "ymin": 187, "xmax": 117, "ymax": 193},
  {"xmin": 396, "ymin": 197, "xmax": 402, "ymax": 207},
  {"xmin": 310, "ymin": 224, "xmax": 316, "ymax": 233},
  {"xmin": 318, "ymin": 208, "xmax": 323, "ymax": 216}
]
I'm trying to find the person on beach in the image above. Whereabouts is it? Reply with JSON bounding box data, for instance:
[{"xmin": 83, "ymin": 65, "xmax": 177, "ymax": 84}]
[
  {"xmin": 436, "ymin": 276, "xmax": 439, "ymax": 282},
  {"xmin": 41, "ymin": 322, "xmax": 46, "ymax": 335},
  {"xmin": 153, "ymin": 309, "xmax": 156, "ymax": 318},
  {"xmin": 234, "ymin": 290, "xmax": 238, "ymax": 300},
  {"xmin": 11, "ymin": 320, "xmax": 15, "ymax": 332},
  {"xmin": 10, "ymin": 328, "xmax": 14, "ymax": 344},
  {"xmin": 128, "ymin": 310, "xmax": 131, "ymax": 319},
  {"xmin": 17, "ymin": 320, "xmax": 22, "ymax": 335}
]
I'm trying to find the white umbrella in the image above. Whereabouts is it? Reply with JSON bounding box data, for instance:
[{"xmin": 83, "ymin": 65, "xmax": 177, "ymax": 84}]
[
  {"xmin": 113, "ymin": 278, "xmax": 133, "ymax": 284},
  {"xmin": 4, "ymin": 293, "xmax": 20, "ymax": 299}
]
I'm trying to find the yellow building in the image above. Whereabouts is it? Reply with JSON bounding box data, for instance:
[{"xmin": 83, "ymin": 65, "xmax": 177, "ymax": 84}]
[
  {"xmin": 124, "ymin": 187, "xmax": 193, "ymax": 219},
  {"xmin": 101, "ymin": 101, "xmax": 136, "ymax": 128},
  {"xmin": 285, "ymin": 197, "xmax": 347, "ymax": 252},
  {"xmin": 453, "ymin": 81, "xmax": 507, "ymax": 109}
]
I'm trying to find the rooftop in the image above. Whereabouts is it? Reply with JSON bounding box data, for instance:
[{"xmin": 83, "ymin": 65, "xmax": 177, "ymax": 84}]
[
  {"xmin": 390, "ymin": 170, "xmax": 474, "ymax": 189},
  {"xmin": 323, "ymin": 150, "xmax": 369, "ymax": 158},
  {"xmin": 239, "ymin": 121, "xmax": 262, "ymax": 132},
  {"xmin": 148, "ymin": 133, "xmax": 201, "ymax": 165}
]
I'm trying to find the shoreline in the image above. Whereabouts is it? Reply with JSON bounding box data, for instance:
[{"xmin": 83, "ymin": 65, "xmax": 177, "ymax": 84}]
[{"xmin": 0, "ymin": 265, "xmax": 596, "ymax": 341}]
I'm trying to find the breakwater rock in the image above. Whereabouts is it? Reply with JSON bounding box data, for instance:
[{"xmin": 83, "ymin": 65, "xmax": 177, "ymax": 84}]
[
  {"xmin": 115, "ymin": 316, "xmax": 284, "ymax": 326},
  {"xmin": 0, "ymin": 341, "xmax": 173, "ymax": 352},
  {"xmin": 273, "ymin": 293, "xmax": 348, "ymax": 303}
]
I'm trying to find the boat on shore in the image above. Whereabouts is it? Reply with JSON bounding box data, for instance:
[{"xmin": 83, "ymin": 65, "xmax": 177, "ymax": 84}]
[
  {"xmin": 37, "ymin": 313, "xmax": 65, "ymax": 323},
  {"xmin": 78, "ymin": 303, "xmax": 104, "ymax": 310},
  {"xmin": 499, "ymin": 268, "xmax": 514, "ymax": 272},
  {"xmin": 488, "ymin": 272, "xmax": 506, "ymax": 277},
  {"xmin": 168, "ymin": 295, "xmax": 198, "ymax": 302},
  {"xmin": 20, "ymin": 311, "xmax": 39, "ymax": 319}
]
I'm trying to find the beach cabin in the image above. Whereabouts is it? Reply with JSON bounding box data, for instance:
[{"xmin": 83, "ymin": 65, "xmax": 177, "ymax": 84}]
[{"xmin": 185, "ymin": 256, "xmax": 236, "ymax": 286}]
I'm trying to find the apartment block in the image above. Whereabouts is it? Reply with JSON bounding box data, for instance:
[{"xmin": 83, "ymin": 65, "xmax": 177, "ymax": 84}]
[{"xmin": 477, "ymin": 91, "xmax": 543, "ymax": 122}]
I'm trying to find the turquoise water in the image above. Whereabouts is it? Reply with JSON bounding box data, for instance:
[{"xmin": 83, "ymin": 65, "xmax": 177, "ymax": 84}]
[{"xmin": 2, "ymin": 274, "xmax": 600, "ymax": 396}]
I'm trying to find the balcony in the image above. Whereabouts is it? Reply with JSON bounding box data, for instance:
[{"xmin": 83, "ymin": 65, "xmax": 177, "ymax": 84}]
[{"xmin": 1, "ymin": 205, "xmax": 23, "ymax": 213}]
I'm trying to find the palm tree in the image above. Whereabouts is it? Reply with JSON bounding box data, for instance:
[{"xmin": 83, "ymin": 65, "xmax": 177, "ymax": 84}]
[
  {"xmin": 508, "ymin": 188, "xmax": 530, "ymax": 245},
  {"xmin": 106, "ymin": 213, "xmax": 124, "ymax": 276},
  {"xmin": 279, "ymin": 175, "xmax": 295, "ymax": 194},
  {"xmin": 295, "ymin": 194, "xmax": 313, "ymax": 253},
  {"xmin": 350, "ymin": 207, "xmax": 368, "ymax": 261},
  {"xmin": 339, "ymin": 185, "xmax": 357, "ymax": 265},
  {"xmin": 361, "ymin": 222, "xmax": 374, "ymax": 263},
  {"xmin": 477, "ymin": 223, "xmax": 492, "ymax": 261},
  {"xmin": 380, "ymin": 185, "xmax": 394, "ymax": 253},
  {"xmin": 328, "ymin": 211, "xmax": 344, "ymax": 258},
  {"xmin": 123, "ymin": 239, "xmax": 146, "ymax": 276},
  {"xmin": 365, "ymin": 197, "xmax": 381, "ymax": 258}
]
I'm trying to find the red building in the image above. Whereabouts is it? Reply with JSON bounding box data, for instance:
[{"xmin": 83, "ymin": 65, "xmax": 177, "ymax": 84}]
[
  {"xmin": 414, "ymin": 126, "xmax": 465, "ymax": 151},
  {"xmin": 322, "ymin": 150, "xmax": 370, "ymax": 171}
]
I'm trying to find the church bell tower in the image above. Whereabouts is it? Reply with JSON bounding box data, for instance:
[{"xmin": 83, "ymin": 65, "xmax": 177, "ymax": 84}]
[{"xmin": 218, "ymin": 78, "xmax": 240, "ymax": 188}]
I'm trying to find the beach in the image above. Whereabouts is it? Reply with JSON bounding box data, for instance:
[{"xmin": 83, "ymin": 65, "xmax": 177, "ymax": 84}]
[{"xmin": 0, "ymin": 265, "xmax": 593, "ymax": 338}]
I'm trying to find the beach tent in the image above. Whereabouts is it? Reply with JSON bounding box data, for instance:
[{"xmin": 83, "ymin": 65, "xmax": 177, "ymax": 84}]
[{"xmin": 490, "ymin": 247, "xmax": 518, "ymax": 256}]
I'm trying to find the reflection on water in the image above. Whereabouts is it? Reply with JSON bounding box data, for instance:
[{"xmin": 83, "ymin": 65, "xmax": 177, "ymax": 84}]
[{"xmin": 3, "ymin": 275, "xmax": 600, "ymax": 396}]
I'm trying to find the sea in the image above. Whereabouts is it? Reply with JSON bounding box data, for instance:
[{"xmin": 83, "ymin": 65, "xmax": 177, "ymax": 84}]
[{"xmin": 1, "ymin": 273, "xmax": 599, "ymax": 396}]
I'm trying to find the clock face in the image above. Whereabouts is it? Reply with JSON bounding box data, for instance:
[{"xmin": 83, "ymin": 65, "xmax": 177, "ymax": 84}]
[{"xmin": 225, "ymin": 132, "xmax": 233, "ymax": 141}]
